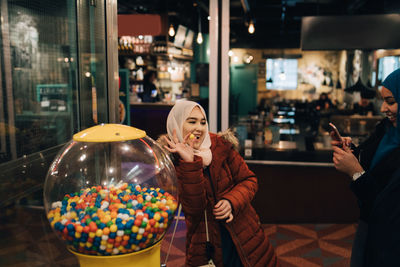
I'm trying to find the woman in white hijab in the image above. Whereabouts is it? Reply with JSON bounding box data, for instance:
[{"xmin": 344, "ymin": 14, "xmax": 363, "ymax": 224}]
[
  {"xmin": 163, "ymin": 100, "xmax": 279, "ymax": 267},
  {"xmin": 165, "ymin": 100, "xmax": 212, "ymax": 167}
]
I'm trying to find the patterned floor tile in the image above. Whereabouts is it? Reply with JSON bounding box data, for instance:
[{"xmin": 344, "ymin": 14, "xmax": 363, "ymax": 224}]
[{"xmin": 280, "ymin": 256, "xmax": 323, "ymax": 267}]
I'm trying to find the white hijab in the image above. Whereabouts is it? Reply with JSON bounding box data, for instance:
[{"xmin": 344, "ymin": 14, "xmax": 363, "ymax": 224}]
[{"xmin": 166, "ymin": 100, "xmax": 212, "ymax": 167}]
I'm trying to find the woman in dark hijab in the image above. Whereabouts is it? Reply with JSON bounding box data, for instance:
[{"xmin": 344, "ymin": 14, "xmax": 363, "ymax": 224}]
[{"xmin": 331, "ymin": 68, "xmax": 400, "ymax": 267}]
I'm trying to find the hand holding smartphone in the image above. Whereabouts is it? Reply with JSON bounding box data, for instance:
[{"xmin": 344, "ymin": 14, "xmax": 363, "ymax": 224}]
[
  {"xmin": 329, "ymin": 122, "xmax": 344, "ymax": 148},
  {"xmin": 329, "ymin": 123, "xmax": 342, "ymax": 141}
]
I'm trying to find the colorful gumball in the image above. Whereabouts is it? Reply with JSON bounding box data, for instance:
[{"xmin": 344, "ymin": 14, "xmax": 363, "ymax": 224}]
[{"xmin": 47, "ymin": 183, "xmax": 177, "ymax": 256}]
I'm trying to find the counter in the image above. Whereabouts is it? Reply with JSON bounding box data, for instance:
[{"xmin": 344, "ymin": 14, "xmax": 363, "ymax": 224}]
[
  {"xmin": 249, "ymin": 162, "xmax": 359, "ymax": 223},
  {"xmin": 244, "ymin": 145, "xmax": 333, "ymax": 164},
  {"xmin": 245, "ymin": 146, "xmax": 359, "ymax": 224}
]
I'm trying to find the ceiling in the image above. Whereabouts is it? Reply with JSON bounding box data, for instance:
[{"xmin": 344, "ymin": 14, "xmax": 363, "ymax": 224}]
[{"xmin": 118, "ymin": 0, "xmax": 400, "ymax": 49}]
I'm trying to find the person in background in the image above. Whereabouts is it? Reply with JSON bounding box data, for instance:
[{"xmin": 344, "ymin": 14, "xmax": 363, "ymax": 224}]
[
  {"xmin": 331, "ymin": 68, "xmax": 400, "ymax": 266},
  {"xmin": 161, "ymin": 100, "xmax": 279, "ymax": 267},
  {"xmin": 141, "ymin": 70, "xmax": 159, "ymax": 102},
  {"xmin": 316, "ymin": 92, "xmax": 336, "ymax": 133},
  {"xmin": 353, "ymin": 90, "xmax": 376, "ymax": 116},
  {"xmin": 315, "ymin": 92, "xmax": 334, "ymax": 111}
]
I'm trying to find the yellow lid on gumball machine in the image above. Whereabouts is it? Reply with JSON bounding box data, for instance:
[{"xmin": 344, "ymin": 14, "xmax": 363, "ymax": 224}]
[{"xmin": 73, "ymin": 124, "xmax": 146, "ymax": 142}]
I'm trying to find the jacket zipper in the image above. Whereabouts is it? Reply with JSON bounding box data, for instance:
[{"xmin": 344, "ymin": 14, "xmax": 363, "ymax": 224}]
[
  {"xmin": 205, "ymin": 166, "xmax": 252, "ymax": 267},
  {"xmin": 225, "ymin": 224, "xmax": 252, "ymax": 267}
]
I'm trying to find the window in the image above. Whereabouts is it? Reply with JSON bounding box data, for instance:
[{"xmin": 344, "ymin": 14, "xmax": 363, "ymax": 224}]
[
  {"xmin": 266, "ymin": 58, "xmax": 298, "ymax": 90},
  {"xmin": 378, "ymin": 56, "xmax": 400, "ymax": 82}
]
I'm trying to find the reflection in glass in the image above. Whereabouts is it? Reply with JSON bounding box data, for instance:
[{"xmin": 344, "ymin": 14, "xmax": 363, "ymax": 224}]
[{"xmin": 0, "ymin": 0, "xmax": 78, "ymax": 163}]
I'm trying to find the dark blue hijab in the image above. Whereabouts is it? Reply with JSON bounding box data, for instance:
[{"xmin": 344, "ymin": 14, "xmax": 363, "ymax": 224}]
[{"xmin": 370, "ymin": 68, "xmax": 400, "ymax": 169}]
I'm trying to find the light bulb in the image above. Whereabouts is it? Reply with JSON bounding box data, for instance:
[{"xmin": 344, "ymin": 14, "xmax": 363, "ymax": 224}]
[
  {"xmin": 168, "ymin": 24, "xmax": 175, "ymax": 37},
  {"xmin": 197, "ymin": 32, "xmax": 203, "ymax": 44},
  {"xmin": 248, "ymin": 21, "xmax": 255, "ymax": 34}
]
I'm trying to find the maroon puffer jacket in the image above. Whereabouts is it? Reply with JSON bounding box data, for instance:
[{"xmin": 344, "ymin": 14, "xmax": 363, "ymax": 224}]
[{"xmin": 175, "ymin": 133, "xmax": 279, "ymax": 267}]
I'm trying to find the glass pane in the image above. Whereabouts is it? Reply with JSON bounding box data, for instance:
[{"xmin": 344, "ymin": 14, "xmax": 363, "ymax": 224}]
[
  {"xmin": 77, "ymin": 0, "xmax": 108, "ymax": 128},
  {"xmin": 0, "ymin": 0, "xmax": 78, "ymax": 163}
]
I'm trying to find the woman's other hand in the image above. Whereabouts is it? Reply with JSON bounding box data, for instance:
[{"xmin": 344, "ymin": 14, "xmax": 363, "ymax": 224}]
[
  {"xmin": 214, "ymin": 199, "xmax": 233, "ymax": 223},
  {"xmin": 163, "ymin": 129, "xmax": 195, "ymax": 162},
  {"xmin": 330, "ymin": 133, "xmax": 352, "ymax": 148},
  {"xmin": 332, "ymin": 145, "xmax": 364, "ymax": 177}
]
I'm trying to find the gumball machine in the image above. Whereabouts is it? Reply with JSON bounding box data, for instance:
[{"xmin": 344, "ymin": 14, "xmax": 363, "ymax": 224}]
[{"xmin": 43, "ymin": 124, "xmax": 178, "ymax": 267}]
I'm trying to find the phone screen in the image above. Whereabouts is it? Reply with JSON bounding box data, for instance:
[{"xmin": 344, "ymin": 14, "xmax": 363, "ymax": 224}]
[{"xmin": 329, "ymin": 123, "xmax": 342, "ymax": 142}]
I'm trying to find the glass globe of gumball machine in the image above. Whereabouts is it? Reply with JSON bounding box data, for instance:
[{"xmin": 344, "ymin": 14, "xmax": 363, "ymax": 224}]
[{"xmin": 43, "ymin": 124, "xmax": 178, "ymax": 267}]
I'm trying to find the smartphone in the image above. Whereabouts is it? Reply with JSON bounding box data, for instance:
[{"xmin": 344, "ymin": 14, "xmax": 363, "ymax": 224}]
[{"xmin": 329, "ymin": 122, "xmax": 342, "ymax": 142}]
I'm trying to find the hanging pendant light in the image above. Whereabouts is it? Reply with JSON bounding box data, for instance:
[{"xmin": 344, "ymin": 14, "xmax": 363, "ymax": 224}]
[
  {"xmin": 197, "ymin": 7, "xmax": 203, "ymax": 44},
  {"xmin": 197, "ymin": 32, "xmax": 203, "ymax": 44},
  {"xmin": 248, "ymin": 20, "xmax": 255, "ymax": 34},
  {"xmin": 168, "ymin": 24, "xmax": 175, "ymax": 37}
]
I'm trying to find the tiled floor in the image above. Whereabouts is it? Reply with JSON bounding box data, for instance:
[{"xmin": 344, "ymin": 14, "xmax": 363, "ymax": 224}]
[
  {"xmin": 264, "ymin": 224, "xmax": 354, "ymax": 267},
  {"xmin": 0, "ymin": 206, "xmax": 355, "ymax": 267}
]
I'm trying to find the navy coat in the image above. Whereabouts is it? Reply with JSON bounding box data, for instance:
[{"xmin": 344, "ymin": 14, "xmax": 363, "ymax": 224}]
[{"xmin": 351, "ymin": 118, "xmax": 400, "ymax": 266}]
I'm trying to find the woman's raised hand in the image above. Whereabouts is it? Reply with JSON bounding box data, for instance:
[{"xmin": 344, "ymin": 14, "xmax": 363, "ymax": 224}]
[{"xmin": 163, "ymin": 129, "xmax": 196, "ymax": 162}]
